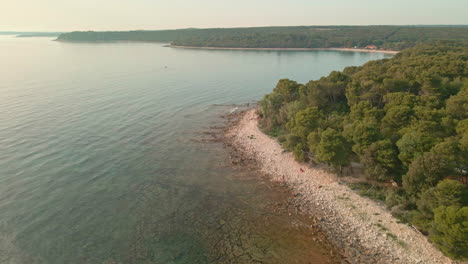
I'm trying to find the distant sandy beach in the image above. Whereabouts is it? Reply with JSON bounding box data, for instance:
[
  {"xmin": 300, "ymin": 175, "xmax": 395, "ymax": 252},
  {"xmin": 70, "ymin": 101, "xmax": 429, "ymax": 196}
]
[
  {"xmin": 170, "ymin": 45, "xmax": 399, "ymax": 54},
  {"xmin": 224, "ymin": 109, "xmax": 452, "ymax": 264}
]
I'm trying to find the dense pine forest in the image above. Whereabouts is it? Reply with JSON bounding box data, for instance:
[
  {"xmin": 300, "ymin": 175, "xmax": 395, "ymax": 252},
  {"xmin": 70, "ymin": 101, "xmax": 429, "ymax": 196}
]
[
  {"xmin": 259, "ymin": 42, "xmax": 468, "ymax": 259},
  {"xmin": 57, "ymin": 26, "xmax": 468, "ymax": 50}
]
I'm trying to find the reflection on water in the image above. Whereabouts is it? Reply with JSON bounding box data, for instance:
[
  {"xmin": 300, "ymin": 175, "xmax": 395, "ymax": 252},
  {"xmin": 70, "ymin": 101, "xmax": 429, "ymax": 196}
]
[{"xmin": 0, "ymin": 36, "xmax": 389, "ymax": 263}]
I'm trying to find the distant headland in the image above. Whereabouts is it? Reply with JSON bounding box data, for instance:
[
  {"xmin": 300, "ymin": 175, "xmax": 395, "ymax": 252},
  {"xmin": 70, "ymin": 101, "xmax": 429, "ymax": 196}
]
[{"xmin": 55, "ymin": 25, "xmax": 468, "ymax": 51}]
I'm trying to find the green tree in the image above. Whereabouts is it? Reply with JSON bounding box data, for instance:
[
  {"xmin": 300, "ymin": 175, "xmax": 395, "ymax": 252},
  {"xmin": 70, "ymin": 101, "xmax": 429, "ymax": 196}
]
[
  {"xmin": 431, "ymin": 206, "xmax": 468, "ymax": 259},
  {"xmin": 430, "ymin": 138, "xmax": 467, "ymax": 181},
  {"xmin": 300, "ymin": 71, "xmax": 350, "ymax": 111},
  {"xmin": 273, "ymin": 79, "xmax": 301, "ymax": 103},
  {"xmin": 396, "ymin": 131, "xmax": 438, "ymax": 167},
  {"xmin": 403, "ymin": 151, "xmax": 452, "ymax": 195},
  {"xmin": 457, "ymin": 119, "xmax": 468, "ymax": 155},
  {"xmin": 344, "ymin": 119, "xmax": 381, "ymax": 156},
  {"xmin": 414, "ymin": 180, "xmax": 468, "ymax": 231},
  {"xmin": 283, "ymin": 134, "xmax": 302, "ymax": 152},
  {"xmin": 307, "ymin": 130, "xmax": 321, "ymax": 156},
  {"xmin": 381, "ymin": 105, "xmax": 413, "ymax": 135},
  {"xmin": 287, "ymin": 107, "xmax": 322, "ymax": 139},
  {"xmin": 259, "ymin": 92, "xmax": 284, "ymax": 130},
  {"xmin": 292, "ymin": 142, "xmax": 307, "ymax": 162},
  {"xmin": 277, "ymin": 101, "xmax": 306, "ymax": 126},
  {"xmin": 362, "ymin": 140, "xmax": 403, "ymax": 182},
  {"xmin": 343, "ymin": 101, "xmax": 382, "ymax": 155},
  {"xmin": 348, "ymin": 101, "xmax": 384, "ymax": 121},
  {"xmin": 316, "ymin": 128, "xmax": 350, "ymax": 171},
  {"xmin": 446, "ymin": 82, "xmax": 468, "ymax": 119}
]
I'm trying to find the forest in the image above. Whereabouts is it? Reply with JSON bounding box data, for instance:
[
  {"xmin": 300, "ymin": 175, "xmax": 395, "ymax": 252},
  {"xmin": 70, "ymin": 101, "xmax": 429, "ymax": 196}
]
[
  {"xmin": 258, "ymin": 42, "xmax": 468, "ymax": 259},
  {"xmin": 57, "ymin": 26, "xmax": 468, "ymax": 50}
]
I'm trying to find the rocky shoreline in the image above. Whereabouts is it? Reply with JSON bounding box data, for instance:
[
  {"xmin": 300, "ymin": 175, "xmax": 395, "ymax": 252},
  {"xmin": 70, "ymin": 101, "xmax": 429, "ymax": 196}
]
[{"xmin": 223, "ymin": 109, "xmax": 455, "ymax": 264}]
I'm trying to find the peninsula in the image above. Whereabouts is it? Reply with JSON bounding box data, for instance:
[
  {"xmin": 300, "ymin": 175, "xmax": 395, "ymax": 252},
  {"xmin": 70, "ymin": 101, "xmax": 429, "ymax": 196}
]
[
  {"xmin": 56, "ymin": 26, "xmax": 468, "ymax": 51},
  {"xmin": 227, "ymin": 42, "xmax": 468, "ymax": 263}
]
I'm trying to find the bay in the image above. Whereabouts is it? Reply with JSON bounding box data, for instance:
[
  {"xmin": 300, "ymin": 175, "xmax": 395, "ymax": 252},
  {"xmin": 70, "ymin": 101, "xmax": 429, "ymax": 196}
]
[{"xmin": 0, "ymin": 36, "xmax": 390, "ymax": 263}]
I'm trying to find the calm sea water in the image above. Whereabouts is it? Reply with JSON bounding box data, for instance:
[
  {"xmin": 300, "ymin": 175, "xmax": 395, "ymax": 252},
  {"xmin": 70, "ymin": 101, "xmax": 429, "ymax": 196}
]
[{"xmin": 0, "ymin": 36, "xmax": 390, "ymax": 264}]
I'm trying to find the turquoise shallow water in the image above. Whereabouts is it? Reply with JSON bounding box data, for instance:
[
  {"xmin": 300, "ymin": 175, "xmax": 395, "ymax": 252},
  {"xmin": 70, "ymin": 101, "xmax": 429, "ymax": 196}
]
[{"xmin": 0, "ymin": 36, "xmax": 390, "ymax": 263}]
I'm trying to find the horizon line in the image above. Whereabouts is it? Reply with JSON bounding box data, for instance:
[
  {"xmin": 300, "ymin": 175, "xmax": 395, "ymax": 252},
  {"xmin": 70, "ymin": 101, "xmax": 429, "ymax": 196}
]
[{"xmin": 2, "ymin": 24, "xmax": 468, "ymax": 33}]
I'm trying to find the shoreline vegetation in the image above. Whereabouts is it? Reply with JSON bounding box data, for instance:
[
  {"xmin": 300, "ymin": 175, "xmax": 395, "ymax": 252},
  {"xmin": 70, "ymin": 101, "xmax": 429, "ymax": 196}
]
[
  {"xmin": 225, "ymin": 109, "xmax": 453, "ymax": 264},
  {"xmin": 169, "ymin": 45, "xmax": 400, "ymax": 54},
  {"xmin": 55, "ymin": 26, "xmax": 468, "ymax": 51},
  {"xmin": 252, "ymin": 42, "xmax": 468, "ymax": 262}
]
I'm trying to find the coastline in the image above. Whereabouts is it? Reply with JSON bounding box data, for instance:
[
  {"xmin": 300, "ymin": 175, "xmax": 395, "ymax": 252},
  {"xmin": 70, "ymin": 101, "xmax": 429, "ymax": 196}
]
[
  {"xmin": 225, "ymin": 109, "xmax": 453, "ymax": 264},
  {"xmin": 170, "ymin": 45, "xmax": 400, "ymax": 54}
]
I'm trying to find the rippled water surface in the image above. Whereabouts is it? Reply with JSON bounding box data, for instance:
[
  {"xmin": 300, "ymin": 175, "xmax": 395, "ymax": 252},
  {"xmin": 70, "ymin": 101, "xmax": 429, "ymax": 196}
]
[{"xmin": 0, "ymin": 36, "xmax": 390, "ymax": 263}]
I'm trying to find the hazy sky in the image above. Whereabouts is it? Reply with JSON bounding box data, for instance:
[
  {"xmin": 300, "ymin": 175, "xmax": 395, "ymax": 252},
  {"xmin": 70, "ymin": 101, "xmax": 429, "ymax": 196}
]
[{"xmin": 2, "ymin": 0, "xmax": 467, "ymax": 31}]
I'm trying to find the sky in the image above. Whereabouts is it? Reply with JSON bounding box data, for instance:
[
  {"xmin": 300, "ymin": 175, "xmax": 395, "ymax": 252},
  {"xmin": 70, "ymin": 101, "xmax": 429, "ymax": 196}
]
[{"xmin": 1, "ymin": 0, "xmax": 468, "ymax": 32}]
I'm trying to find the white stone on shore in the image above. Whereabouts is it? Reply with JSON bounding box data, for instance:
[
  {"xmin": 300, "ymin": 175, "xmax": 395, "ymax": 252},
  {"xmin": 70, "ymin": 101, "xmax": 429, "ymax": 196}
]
[{"xmin": 225, "ymin": 109, "xmax": 453, "ymax": 264}]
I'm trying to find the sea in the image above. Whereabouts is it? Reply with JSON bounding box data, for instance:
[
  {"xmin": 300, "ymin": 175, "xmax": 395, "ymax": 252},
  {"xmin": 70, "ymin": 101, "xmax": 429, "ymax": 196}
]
[{"xmin": 0, "ymin": 35, "xmax": 390, "ymax": 264}]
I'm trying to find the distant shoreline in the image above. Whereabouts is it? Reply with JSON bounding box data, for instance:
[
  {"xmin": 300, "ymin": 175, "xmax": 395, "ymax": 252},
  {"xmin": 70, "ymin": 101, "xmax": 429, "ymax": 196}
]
[
  {"xmin": 170, "ymin": 45, "xmax": 400, "ymax": 54},
  {"xmin": 54, "ymin": 40, "xmax": 399, "ymax": 54}
]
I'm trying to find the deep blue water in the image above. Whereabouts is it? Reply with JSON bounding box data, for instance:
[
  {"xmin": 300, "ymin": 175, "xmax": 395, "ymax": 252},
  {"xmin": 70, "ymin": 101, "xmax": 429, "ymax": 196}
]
[{"xmin": 0, "ymin": 36, "xmax": 390, "ymax": 263}]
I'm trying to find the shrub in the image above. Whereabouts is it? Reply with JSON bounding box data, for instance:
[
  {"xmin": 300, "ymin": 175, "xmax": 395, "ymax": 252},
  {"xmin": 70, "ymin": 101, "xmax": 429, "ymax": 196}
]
[{"xmin": 431, "ymin": 206, "xmax": 468, "ymax": 259}]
